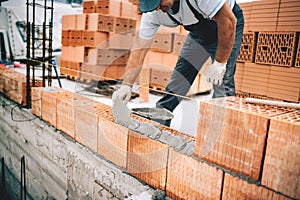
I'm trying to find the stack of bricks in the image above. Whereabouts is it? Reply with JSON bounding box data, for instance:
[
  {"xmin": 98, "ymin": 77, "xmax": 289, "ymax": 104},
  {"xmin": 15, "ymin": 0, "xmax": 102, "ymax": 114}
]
[
  {"xmin": 60, "ymin": 0, "xmax": 138, "ymax": 82},
  {"xmin": 248, "ymin": 0, "xmax": 280, "ymax": 32},
  {"xmin": 235, "ymin": 0, "xmax": 300, "ymax": 103},
  {"xmin": 0, "ymin": 67, "xmax": 42, "ymax": 107},
  {"xmin": 31, "ymin": 87, "xmax": 300, "ymax": 199},
  {"xmin": 139, "ymin": 26, "xmax": 211, "ymax": 102},
  {"xmin": 276, "ymin": 0, "xmax": 300, "ymax": 31}
]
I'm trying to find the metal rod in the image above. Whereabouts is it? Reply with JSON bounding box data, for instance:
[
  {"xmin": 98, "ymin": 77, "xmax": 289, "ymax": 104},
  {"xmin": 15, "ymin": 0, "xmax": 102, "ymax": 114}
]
[
  {"xmin": 26, "ymin": 0, "xmax": 31, "ymax": 108},
  {"xmin": 42, "ymin": 22, "xmax": 46, "ymax": 87},
  {"xmin": 1, "ymin": 158, "xmax": 5, "ymax": 189},
  {"xmin": 48, "ymin": 0, "xmax": 54, "ymax": 87},
  {"xmin": 32, "ymin": 0, "xmax": 36, "ymax": 88},
  {"xmin": 23, "ymin": 156, "xmax": 26, "ymax": 200},
  {"xmin": 20, "ymin": 156, "xmax": 23, "ymax": 200}
]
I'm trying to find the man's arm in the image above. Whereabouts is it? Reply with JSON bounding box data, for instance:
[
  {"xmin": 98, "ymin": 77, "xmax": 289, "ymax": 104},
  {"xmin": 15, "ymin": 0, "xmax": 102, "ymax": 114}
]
[
  {"xmin": 212, "ymin": 2, "xmax": 237, "ymax": 63},
  {"xmin": 122, "ymin": 35, "xmax": 153, "ymax": 86}
]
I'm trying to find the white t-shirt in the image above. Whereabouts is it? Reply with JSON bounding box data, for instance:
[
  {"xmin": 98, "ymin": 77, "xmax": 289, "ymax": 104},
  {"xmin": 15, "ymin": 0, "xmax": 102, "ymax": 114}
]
[{"xmin": 139, "ymin": 0, "xmax": 236, "ymax": 40}]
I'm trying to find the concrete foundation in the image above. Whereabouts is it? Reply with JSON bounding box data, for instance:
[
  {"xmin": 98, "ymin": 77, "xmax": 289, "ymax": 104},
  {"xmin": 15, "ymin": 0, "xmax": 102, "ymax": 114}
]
[{"xmin": 0, "ymin": 94, "xmax": 163, "ymax": 200}]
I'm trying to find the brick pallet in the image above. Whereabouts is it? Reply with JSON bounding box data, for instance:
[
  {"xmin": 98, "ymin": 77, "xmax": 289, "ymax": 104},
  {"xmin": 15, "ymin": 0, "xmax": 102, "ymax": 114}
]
[{"xmin": 60, "ymin": 0, "xmax": 138, "ymax": 82}]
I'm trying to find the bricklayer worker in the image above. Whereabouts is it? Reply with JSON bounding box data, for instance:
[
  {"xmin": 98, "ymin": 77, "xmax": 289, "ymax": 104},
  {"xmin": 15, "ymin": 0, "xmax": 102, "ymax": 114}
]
[{"xmin": 112, "ymin": 0, "xmax": 244, "ymax": 126}]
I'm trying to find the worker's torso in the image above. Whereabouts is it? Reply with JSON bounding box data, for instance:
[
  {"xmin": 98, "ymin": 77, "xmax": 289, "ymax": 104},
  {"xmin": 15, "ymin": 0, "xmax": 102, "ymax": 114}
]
[{"xmin": 139, "ymin": 0, "xmax": 236, "ymax": 40}]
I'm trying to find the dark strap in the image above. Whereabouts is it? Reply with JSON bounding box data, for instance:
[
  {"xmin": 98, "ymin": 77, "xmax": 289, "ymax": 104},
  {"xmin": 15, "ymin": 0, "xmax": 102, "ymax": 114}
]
[
  {"xmin": 167, "ymin": 12, "xmax": 181, "ymax": 25},
  {"xmin": 167, "ymin": 0, "xmax": 207, "ymax": 25},
  {"xmin": 186, "ymin": 0, "xmax": 207, "ymax": 21}
]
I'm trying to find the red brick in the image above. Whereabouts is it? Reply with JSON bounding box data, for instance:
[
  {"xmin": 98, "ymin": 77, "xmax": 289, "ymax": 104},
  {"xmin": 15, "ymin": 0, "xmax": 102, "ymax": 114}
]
[
  {"xmin": 82, "ymin": 0, "xmax": 96, "ymax": 13},
  {"xmin": 223, "ymin": 174, "xmax": 290, "ymax": 200},
  {"xmin": 295, "ymin": 37, "xmax": 300, "ymax": 67},
  {"xmin": 76, "ymin": 14, "xmax": 87, "ymax": 30},
  {"xmin": 95, "ymin": 0, "xmax": 120, "ymax": 16},
  {"xmin": 237, "ymin": 32, "xmax": 257, "ymax": 63},
  {"xmin": 262, "ymin": 114, "xmax": 300, "ymax": 199},
  {"xmin": 97, "ymin": 49, "xmax": 129, "ymax": 65},
  {"xmin": 41, "ymin": 87, "xmax": 68, "ymax": 127},
  {"xmin": 70, "ymin": 30, "xmax": 82, "ymax": 46},
  {"xmin": 151, "ymin": 32, "xmax": 174, "ymax": 53},
  {"xmin": 255, "ymin": 32, "xmax": 297, "ymax": 67},
  {"xmin": 173, "ymin": 33, "xmax": 187, "ymax": 54},
  {"xmin": 235, "ymin": 62, "xmax": 244, "ymax": 92},
  {"xmin": 108, "ymin": 33, "xmax": 135, "ymax": 50},
  {"xmin": 81, "ymin": 63, "xmax": 106, "ymax": 81},
  {"xmin": 127, "ymin": 130, "xmax": 169, "ymax": 190},
  {"xmin": 194, "ymin": 97, "xmax": 294, "ymax": 181},
  {"xmin": 61, "ymin": 30, "xmax": 70, "ymax": 46},
  {"xmin": 150, "ymin": 66, "xmax": 172, "ymax": 90},
  {"xmin": 166, "ymin": 149, "xmax": 223, "ymax": 200},
  {"xmin": 57, "ymin": 93, "xmax": 91, "ymax": 138},
  {"xmin": 74, "ymin": 102, "xmax": 104, "ymax": 152},
  {"xmin": 82, "ymin": 31, "xmax": 108, "ymax": 48},
  {"xmin": 31, "ymin": 87, "xmax": 44, "ymax": 117},
  {"xmin": 114, "ymin": 17, "xmax": 129, "ymax": 34},
  {"xmin": 98, "ymin": 117, "xmax": 129, "ymax": 169}
]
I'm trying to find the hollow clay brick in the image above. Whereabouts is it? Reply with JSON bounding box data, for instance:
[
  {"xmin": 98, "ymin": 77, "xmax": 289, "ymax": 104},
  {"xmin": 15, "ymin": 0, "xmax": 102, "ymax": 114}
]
[
  {"xmin": 166, "ymin": 149, "xmax": 223, "ymax": 200},
  {"xmin": 127, "ymin": 130, "xmax": 169, "ymax": 190},
  {"xmin": 223, "ymin": 174, "xmax": 291, "ymax": 200},
  {"xmin": 262, "ymin": 115, "xmax": 300, "ymax": 199}
]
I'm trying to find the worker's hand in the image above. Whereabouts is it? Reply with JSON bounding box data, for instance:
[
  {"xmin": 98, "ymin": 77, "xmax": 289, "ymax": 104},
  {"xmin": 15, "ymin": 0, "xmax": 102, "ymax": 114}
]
[
  {"xmin": 112, "ymin": 85, "xmax": 132, "ymax": 104},
  {"xmin": 205, "ymin": 61, "xmax": 227, "ymax": 86}
]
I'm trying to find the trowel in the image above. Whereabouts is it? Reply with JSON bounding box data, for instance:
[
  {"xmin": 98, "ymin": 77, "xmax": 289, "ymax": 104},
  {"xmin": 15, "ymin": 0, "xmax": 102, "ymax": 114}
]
[{"xmin": 131, "ymin": 107, "xmax": 174, "ymax": 121}]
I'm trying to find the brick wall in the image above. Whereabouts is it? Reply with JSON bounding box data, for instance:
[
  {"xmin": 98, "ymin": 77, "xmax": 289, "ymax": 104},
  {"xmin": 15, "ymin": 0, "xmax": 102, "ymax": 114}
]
[{"xmin": 28, "ymin": 87, "xmax": 299, "ymax": 199}]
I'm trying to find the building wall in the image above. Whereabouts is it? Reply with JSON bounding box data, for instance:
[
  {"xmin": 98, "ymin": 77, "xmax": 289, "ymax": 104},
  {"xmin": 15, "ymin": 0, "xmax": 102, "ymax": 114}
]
[{"xmin": 0, "ymin": 95, "xmax": 161, "ymax": 200}]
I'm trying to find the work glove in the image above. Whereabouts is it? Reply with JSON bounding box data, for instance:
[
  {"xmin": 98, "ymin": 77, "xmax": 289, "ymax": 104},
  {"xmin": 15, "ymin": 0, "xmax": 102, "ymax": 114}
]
[
  {"xmin": 205, "ymin": 61, "xmax": 227, "ymax": 86},
  {"xmin": 112, "ymin": 85, "xmax": 132, "ymax": 104}
]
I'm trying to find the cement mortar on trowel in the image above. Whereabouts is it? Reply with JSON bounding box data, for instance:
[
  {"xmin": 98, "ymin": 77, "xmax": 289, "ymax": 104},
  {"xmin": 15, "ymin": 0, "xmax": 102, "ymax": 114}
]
[{"xmin": 112, "ymin": 98, "xmax": 194, "ymax": 155}]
